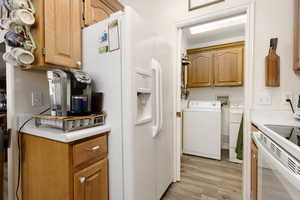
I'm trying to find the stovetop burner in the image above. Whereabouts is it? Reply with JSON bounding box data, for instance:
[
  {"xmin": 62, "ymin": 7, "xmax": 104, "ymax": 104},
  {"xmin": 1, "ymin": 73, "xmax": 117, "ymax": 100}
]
[{"xmin": 265, "ymin": 125, "xmax": 300, "ymax": 147}]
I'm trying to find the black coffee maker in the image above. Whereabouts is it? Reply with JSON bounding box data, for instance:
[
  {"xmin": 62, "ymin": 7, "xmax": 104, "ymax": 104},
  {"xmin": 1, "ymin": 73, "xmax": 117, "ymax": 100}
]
[{"xmin": 66, "ymin": 70, "xmax": 92, "ymax": 116}]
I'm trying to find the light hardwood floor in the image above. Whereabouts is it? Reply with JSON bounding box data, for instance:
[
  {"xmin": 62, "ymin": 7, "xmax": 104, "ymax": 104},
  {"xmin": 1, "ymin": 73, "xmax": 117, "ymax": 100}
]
[{"xmin": 162, "ymin": 151, "xmax": 243, "ymax": 200}]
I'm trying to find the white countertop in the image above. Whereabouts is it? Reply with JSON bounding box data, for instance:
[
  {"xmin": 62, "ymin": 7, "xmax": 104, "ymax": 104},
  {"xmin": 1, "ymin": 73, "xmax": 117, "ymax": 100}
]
[
  {"xmin": 20, "ymin": 121, "xmax": 111, "ymax": 143},
  {"xmin": 251, "ymin": 110, "xmax": 300, "ymax": 160}
]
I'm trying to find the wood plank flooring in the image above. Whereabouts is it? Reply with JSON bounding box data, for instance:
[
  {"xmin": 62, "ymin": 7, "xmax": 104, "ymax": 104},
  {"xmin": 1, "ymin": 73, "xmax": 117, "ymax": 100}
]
[{"xmin": 162, "ymin": 151, "xmax": 242, "ymax": 200}]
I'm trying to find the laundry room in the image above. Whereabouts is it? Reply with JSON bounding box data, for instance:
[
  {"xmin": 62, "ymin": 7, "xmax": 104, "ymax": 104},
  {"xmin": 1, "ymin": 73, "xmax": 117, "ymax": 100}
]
[{"xmin": 179, "ymin": 13, "xmax": 246, "ymax": 199}]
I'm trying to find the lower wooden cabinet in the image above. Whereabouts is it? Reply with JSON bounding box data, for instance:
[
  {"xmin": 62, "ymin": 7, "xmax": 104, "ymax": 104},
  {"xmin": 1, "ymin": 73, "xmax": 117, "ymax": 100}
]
[
  {"xmin": 74, "ymin": 159, "xmax": 108, "ymax": 200},
  {"xmin": 251, "ymin": 139, "xmax": 258, "ymax": 200},
  {"xmin": 21, "ymin": 133, "xmax": 108, "ymax": 200}
]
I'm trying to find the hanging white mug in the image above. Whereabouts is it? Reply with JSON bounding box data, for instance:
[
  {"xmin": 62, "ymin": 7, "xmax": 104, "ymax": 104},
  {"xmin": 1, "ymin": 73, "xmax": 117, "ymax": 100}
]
[
  {"xmin": 11, "ymin": 47, "xmax": 34, "ymax": 65},
  {"xmin": 3, "ymin": 52, "xmax": 18, "ymax": 66},
  {"xmin": 10, "ymin": 0, "xmax": 29, "ymax": 9},
  {"xmin": 10, "ymin": 9, "xmax": 35, "ymax": 26},
  {"xmin": 0, "ymin": 30, "xmax": 8, "ymax": 44}
]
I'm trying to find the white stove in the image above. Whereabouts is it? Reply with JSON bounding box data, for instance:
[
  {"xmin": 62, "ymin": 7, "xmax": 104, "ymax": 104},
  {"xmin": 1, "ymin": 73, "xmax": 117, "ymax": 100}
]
[{"xmin": 253, "ymin": 125, "xmax": 300, "ymax": 200}]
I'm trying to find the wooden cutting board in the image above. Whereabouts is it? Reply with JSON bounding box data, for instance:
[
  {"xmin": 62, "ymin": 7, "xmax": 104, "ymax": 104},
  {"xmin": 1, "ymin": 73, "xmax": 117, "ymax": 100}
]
[{"xmin": 266, "ymin": 38, "xmax": 280, "ymax": 87}]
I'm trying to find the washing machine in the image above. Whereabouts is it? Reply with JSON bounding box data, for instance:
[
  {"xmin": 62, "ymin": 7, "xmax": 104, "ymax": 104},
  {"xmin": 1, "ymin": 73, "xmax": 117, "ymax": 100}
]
[{"xmin": 183, "ymin": 100, "xmax": 221, "ymax": 160}]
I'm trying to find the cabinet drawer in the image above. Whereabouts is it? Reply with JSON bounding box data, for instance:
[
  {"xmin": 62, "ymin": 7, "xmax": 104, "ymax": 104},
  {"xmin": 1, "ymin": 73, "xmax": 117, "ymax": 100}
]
[{"xmin": 73, "ymin": 135, "xmax": 107, "ymax": 167}]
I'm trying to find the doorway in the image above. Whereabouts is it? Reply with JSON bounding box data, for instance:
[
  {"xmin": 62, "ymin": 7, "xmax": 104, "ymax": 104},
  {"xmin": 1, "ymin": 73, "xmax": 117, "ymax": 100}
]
[{"xmin": 170, "ymin": 4, "xmax": 255, "ymax": 200}]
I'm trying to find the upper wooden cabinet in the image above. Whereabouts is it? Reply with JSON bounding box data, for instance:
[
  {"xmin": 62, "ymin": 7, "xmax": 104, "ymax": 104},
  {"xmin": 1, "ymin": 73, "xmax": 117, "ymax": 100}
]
[
  {"xmin": 32, "ymin": 0, "xmax": 82, "ymax": 69},
  {"xmin": 187, "ymin": 52, "xmax": 213, "ymax": 88},
  {"xmin": 214, "ymin": 47, "xmax": 244, "ymax": 86},
  {"xmin": 294, "ymin": 0, "xmax": 300, "ymax": 73},
  {"xmin": 187, "ymin": 42, "xmax": 244, "ymax": 88},
  {"xmin": 84, "ymin": 0, "xmax": 124, "ymax": 27},
  {"xmin": 31, "ymin": 0, "xmax": 123, "ymax": 69},
  {"xmin": 44, "ymin": 0, "xmax": 82, "ymax": 68}
]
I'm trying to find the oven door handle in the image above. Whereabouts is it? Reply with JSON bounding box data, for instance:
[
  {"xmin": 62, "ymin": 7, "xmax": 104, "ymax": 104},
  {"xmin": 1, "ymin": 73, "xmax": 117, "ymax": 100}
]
[{"xmin": 254, "ymin": 132, "xmax": 300, "ymax": 188}]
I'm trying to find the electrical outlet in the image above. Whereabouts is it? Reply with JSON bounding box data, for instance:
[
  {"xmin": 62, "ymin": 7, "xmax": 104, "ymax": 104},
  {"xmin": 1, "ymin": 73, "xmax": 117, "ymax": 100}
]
[
  {"xmin": 32, "ymin": 91, "xmax": 43, "ymax": 107},
  {"xmin": 257, "ymin": 93, "xmax": 272, "ymax": 105}
]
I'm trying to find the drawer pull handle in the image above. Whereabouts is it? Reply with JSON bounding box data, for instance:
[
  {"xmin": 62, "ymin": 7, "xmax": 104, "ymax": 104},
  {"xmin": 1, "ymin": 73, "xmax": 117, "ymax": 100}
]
[
  {"xmin": 76, "ymin": 61, "xmax": 82, "ymax": 66},
  {"xmin": 86, "ymin": 145, "xmax": 100, "ymax": 152},
  {"xmin": 80, "ymin": 177, "xmax": 85, "ymax": 183}
]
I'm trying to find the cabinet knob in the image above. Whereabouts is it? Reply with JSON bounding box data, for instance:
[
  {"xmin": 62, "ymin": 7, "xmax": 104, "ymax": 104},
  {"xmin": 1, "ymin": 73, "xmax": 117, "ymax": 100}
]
[
  {"xmin": 80, "ymin": 177, "xmax": 86, "ymax": 183},
  {"xmin": 76, "ymin": 61, "xmax": 82, "ymax": 66}
]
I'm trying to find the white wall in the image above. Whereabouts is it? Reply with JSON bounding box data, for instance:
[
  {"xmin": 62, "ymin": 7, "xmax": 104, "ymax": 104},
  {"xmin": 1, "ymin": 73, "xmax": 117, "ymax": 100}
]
[
  {"xmin": 189, "ymin": 87, "xmax": 244, "ymax": 103},
  {"xmin": 181, "ymin": 33, "xmax": 189, "ymax": 54},
  {"xmin": 188, "ymin": 35, "xmax": 245, "ymax": 49},
  {"xmin": 14, "ymin": 69, "xmax": 49, "ymax": 114},
  {"xmin": 253, "ymin": 0, "xmax": 300, "ymax": 110}
]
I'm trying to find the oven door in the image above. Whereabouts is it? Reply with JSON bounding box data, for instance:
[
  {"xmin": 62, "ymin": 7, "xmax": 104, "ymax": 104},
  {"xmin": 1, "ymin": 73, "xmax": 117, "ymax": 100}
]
[{"xmin": 254, "ymin": 133, "xmax": 300, "ymax": 200}]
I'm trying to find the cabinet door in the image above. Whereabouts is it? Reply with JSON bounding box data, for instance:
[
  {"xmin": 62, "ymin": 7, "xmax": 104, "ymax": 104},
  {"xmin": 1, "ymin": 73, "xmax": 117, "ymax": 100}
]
[
  {"xmin": 44, "ymin": 0, "xmax": 82, "ymax": 69},
  {"xmin": 84, "ymin": 0, "xmax": 113, "ymax": 27},
  {"xmin": 74, "ymin": 159, "xmax": 108, "ymax": 200},
  {"xmin": 187, "ymin": 52, "xmax": 213, "ymax": 88},
  {"xmin": 214, "ymin": 47, "xmax": 244, "ymax": 86},
  {"xmin": 84, "ymin": 0, "xmax": 124, "ymax": 27},
  {"xmin": 251, "ymin": 141, "xmax": 258, "ymax": 200}
]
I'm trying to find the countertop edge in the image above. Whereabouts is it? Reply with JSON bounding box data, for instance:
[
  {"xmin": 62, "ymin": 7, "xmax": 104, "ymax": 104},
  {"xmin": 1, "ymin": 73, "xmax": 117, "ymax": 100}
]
[
  {"xmin": 20, "ymin": 124, "xmax": 111, "ymax": 143},
  {"xmin": 251, "ymin": 119, "xmax": 300, "ymax": 161}
]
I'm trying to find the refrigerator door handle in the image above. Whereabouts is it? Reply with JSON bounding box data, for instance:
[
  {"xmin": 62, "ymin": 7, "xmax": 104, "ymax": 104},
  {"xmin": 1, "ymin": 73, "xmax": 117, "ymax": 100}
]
[
  {"xmin": 158, "ymin": 63, "xmax": 163, "ymax": 132},
  {"xmin": 152, "ymin": 59, "xmax": 163, "ymax": 137}
]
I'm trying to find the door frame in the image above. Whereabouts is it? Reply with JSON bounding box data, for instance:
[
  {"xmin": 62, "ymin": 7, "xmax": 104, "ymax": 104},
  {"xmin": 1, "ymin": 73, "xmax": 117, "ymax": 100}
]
[
  {"xmin": 5, "ymin": 49, "xmax": 15, "ymax": 200},
  {"xmin": 172, "ymin": 3, "xmax": 255, "ymax": 200}
]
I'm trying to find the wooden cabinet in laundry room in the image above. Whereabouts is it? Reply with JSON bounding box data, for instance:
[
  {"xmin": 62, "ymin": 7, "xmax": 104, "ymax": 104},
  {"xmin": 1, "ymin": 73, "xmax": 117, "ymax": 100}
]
[
  {"xmin": 214, "ymin": 46, "xmax": 244, "ymax": 86},
  {"xmin": 187, "ymin": 41, "xmax": 244, "ymax": 88},
  {"xmin": 187, "ymin": 51, "xmax": 214, "ymax": 88}
]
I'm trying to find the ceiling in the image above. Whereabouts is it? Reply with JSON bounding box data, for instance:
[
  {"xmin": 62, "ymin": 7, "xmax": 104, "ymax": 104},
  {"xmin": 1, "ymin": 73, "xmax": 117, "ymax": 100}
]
[{"xmin": 183, "ymin": 23, "xmax": 245, "ymax": 45}]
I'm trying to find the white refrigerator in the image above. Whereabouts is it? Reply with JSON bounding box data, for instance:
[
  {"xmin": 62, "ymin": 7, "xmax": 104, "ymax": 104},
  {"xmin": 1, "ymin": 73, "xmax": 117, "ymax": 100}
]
[{"xmin": 83, "ymin": 7, "xmax": 173, "ymax": 200}]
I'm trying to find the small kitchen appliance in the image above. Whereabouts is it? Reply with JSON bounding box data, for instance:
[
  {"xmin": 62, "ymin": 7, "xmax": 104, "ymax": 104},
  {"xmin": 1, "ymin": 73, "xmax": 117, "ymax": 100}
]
[{"xmin": 47, "ymin": 69, "xmax": 92, "ymax": 116}]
